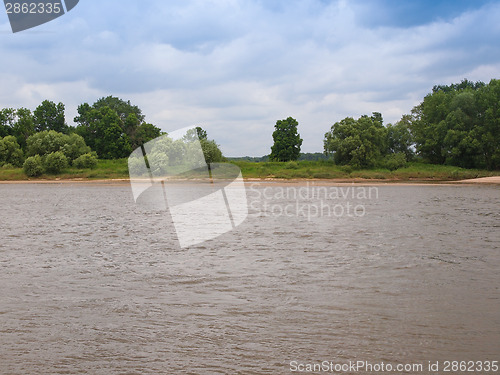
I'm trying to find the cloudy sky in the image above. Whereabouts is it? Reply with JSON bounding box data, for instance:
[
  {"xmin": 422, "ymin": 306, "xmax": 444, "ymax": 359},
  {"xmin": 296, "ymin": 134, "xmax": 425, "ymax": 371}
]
[{"xmin": 1, "ymin": 0, "xmax": 499, "ymax": 156}]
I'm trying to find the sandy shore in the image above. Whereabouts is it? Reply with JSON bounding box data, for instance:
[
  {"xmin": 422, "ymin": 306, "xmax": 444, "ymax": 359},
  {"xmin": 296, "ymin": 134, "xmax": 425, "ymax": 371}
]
[
  {"xmin": 454, "ymin": 176, "xmax": 500, "ymax": 184},
  {"xmin": 1, "ymin": 176, "xmax": 499, "ymax": 186}
]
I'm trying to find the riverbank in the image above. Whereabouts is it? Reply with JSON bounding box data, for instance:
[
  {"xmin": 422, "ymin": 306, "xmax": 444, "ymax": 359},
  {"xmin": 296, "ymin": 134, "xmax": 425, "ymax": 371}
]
[
  {"xmin": 0, "ymin": 159, "xmax": 498, "ymax": 184},
  {"xmin": 1, "ymin": 176, "xmax": 499, "ymax": 186}
]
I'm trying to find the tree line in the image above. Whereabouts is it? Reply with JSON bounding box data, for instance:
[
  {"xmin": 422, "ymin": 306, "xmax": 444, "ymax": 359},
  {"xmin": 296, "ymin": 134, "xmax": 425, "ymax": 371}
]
[
  {"xmin": 0, "ymin": 96, "xmax": 225, "ymax": 176},
  {"xmin": 271, "ymin": 79, "xmax": 499, "ymax": 170},
  {"xmin": 1, "ymin": 78, "xmax": 499, "ymax": 177}
]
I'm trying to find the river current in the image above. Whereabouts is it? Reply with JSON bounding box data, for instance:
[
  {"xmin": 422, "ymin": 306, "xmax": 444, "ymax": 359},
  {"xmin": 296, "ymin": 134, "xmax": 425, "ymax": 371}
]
[{"xmin": 0, "ymin": 182, "xmax": 499, "ymax": 374}]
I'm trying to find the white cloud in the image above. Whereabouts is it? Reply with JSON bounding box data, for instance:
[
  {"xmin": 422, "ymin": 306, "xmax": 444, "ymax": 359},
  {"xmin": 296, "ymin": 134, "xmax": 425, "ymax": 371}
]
[{"xmin": 0, "ymin": 0, "xmax": 499, "ymax": 155}]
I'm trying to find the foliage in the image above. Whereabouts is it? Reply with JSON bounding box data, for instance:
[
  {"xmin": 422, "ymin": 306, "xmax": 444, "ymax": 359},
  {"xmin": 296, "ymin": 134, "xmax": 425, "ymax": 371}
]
[
  {"xmin": 34, "ymin": 100, "xmax": 68, "ymax": 133},
  {"xmin": 386, "ymin": 116, "xmax": 414, "ymax": 160},
  {"xmin": 0, "ymin": 136, "xmax": 24, "ymax": 167},
  {"xmin": 135, "ymin": 122, "xmax": 162, "ymax": 146},
  {"xmin": 324, "ymin": 113, "xmax": 386, "ymax": 168},
  {"xmin": 23, "ymin": 155, "xmax": 44, "ymax": 177},
  {"xmin": 379, "ymin": 152, "xmax": 408, "ymax": 171},
  {"xmin": 93, "ymin": 96, "xmax": 144, "ymax": 123},
  {"xmin": 76, "ymin": 96, "xmax": 161, "ymax": 152},
  {"xmin": 196, "ymin": 126, "xmax": 207, "ymax": 140},
  {"xmin": 0, "ymin": 108, "xmax": 16, "ymax": 138},
  {"xmin": 61, "ymin": 133, "xmax": 92, "ymax": 161},
  {"xmin": 75, "ymin": 106, "xmax": 132, "ymax": 159},
  {"xmin": 44, "ymin": 151, "xmax": 69, "ymax": 173},
  {"xmin": 26, "ymin": 130, "xmax": 67, "ymax": 156},
  {"xmin": 409, "ymin": 79, "xmax": 500, "ymax": 169},
  {"xmin": 26, "ymin": 130, "xmax": 90, "ymax": 160},
  {"xmin": 1, "ymin": 163, "xmax": 14, "ymax": 169},
  {"xmin": 73, "ymin": 152, "xmax": 98, "ymax": 169},
  {"xmin": 200, "ymin": 138, "xmax": 224, "ymax": 164},
  {"xmin": 270, "ymin": 117, "xmax": 303, "ymax": 162},
  {"xmin": 11, "ymin": 108, "xmax": 35, "ymax": 149}
]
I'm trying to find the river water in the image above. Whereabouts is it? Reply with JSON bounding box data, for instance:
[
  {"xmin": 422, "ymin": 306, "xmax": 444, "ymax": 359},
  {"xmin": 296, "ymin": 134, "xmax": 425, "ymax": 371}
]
[{"xmin": 0, "ymin": 182, "xmax": 499, "ymax": 374}]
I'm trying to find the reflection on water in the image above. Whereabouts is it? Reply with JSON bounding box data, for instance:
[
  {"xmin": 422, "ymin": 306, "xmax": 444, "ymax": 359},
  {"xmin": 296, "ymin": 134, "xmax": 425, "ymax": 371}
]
[{"xmin": 0, "ymin": 183, "xmax": 499, "ymax": 374}]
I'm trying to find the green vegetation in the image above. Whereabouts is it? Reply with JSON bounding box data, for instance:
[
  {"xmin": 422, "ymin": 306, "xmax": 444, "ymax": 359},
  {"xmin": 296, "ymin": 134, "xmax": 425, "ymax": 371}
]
[
  {"xmin": 324, "ymin": 79, "xmax": 499, "ymax": 171},
  {"xmin": 270, "ymin": 117, "xmax": 303, "ymax": 161},
  {"xmin": 324, "ymin": 112, "xmax": 386, "ymax": 168},
  {"xmin": 0, "ymin": 79, "xmax": 498, "ymax": 181},
  {"xmin": 0, "ymin": 158, "xmax": 494, "ymax": 181},
  {"xmin": 232, "ymin": 160, "xmax": 494, "ymax": 181}
]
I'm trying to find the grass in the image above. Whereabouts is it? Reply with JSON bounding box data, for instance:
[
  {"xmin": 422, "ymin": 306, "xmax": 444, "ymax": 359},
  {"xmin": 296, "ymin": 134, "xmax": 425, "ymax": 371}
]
[
  {"xmin": 231, "ymin": 160, "xmax": 496, "ymax": 181},
  {"xmin": 0, "ymin": 159, "xmax": 496, "ymax": 182},
  {"xmin": 0, "ymin": 159, "xmax": 130, "ymax": 181}
]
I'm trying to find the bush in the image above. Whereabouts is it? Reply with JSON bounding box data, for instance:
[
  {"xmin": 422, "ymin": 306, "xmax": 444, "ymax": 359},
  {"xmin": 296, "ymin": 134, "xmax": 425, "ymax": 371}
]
[
  {"xmin": 61, "ymin": 133, "xmax": 92, "ymax": 161},
  {"xmin": 26, "ymin": 130, "xmax": 91, "ymax": 161},
  {"xmin": 0, "ymin": 135, "xmax": 24, "ymax": 167},
  {"xmin": 23, "ymin": 155, "xmax": 44, "ymax": 177},
  {"xmin": 44, "ymin": 151, "xmax": 68, "ymax": 174},
  {"xmin": 73, "ymin": 152, "xmax": 98, "ymax": 169},
  {"xmin": 1, "ymin": 163, "xmax": 14, "ymax": 169},
  {"xmin": 380, "ymin": 152, "xmax": 407, "ymax": 171}
]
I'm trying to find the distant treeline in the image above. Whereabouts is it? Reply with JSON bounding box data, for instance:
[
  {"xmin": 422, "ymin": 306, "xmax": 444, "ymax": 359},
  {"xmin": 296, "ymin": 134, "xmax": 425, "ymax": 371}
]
[{"xmin": 229, "ymin": 153, "xmax": 329, "ymax": 162}]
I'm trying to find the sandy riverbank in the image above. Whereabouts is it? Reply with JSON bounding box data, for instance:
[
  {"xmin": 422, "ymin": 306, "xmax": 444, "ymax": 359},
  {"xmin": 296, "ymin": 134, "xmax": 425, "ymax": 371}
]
[{"xmin": 0, "ymin": 176, "xmax": 499, "ymax": 185}]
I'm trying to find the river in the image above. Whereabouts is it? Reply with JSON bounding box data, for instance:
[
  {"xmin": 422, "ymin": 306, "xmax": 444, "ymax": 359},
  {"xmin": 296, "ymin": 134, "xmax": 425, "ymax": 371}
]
[{"xmin": 0, "ymin": 182, "xmax": 499, "ymax": 374}]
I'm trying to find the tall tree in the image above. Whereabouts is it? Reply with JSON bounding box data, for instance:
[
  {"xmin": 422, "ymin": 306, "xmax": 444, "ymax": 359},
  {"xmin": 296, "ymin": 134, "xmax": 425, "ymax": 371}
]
[
  {"xmin": 75, "ymin": 97, "xmax": 161, "ymax": 153},
  {"xmin": 93, "ymin": 96, "xmax": 144, "ymax": 123},
  {"xmin": 75, "ymin": 105, "xmax": 131, "ymax": 159},
  {"xmin": 386, "ymin": 115, "xmax": 415, "ymax": 161},
  {"xmin": 408, "ymin": 79, "xmax": 499, "ymax": 169},
  {"xmin": 324, "ymin": 113, "xmax": 387, "ymax": 168},
  {"xmin": 34, "ymin": 100, "xmax": 68, "ymax": 133},
  {"xmin": 12, "ymin": 108, "xmax": 35, "ymax": 149},
  {"xmin": 270, "ymin": 117, "xmax": 303, "ymax": 162},
  {"xmin": 0, "ymin": 108, "xmax": 16, "ymax": 138}
]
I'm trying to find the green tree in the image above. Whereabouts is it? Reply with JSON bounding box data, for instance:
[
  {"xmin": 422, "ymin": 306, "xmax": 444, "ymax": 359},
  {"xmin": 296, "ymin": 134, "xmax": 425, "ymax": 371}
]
[
  {"xmin": 11, "ymin": 108, "xmax": 35, "ymax": 149},
  {"xmin": 93, "ymin": 96, "xmax": 144, "ymax": 123},
  {"xmin": 34, "ymin": 100, "xmax": 68, "ymax": 133},
  {"xmin": 134, "ymin": 122, "xmax": 162, "ymax": 147},
  {"xmin": 324, "ymin": 113, "xmax": 387, "ymax": 168},
  {"xmin": 475, "ymin": 79, "xmax": 500, "ymax": 170},
  {"xmin": 75, "ymin": 97, "xmax": 160, "ymax": 154},
  {"xmin": 196, "ymin": 126, "xmax": 207, "ymax": 140},
  {"xmin": 0, "ymin": 108, "xmax": 16, "ymax": 138},
  {"xmin": 270, "ymin": 117, "xmax": 303, "ymax": 162},
  {"xmin": 0, "ymin": 135, "xmax": 24, "ymax": 167},
  {"xmin": 386, "ymin": 115, "xmax": 415, "ymax": 160},
  {"xmin": 200, "ymin": 139, "xmax": 224, "ymax": 164},
  {"xmin": 408, "ymin": 79, "xmax": 499, "ymax": 169}
]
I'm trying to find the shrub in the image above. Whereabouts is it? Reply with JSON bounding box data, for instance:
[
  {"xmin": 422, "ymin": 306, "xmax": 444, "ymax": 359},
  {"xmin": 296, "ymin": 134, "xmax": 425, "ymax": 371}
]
[
  {"xmin": 44, "ymin": 151, "xmax": 68, "ymax": 174},
  {"xmin": 61, "ymin": 133, "xmax": 91, "ymax": 161},
  {"xmin": 26, "ymin": 130, "xmax": 91, "ymax": 161},
  {"xmin": 73, "ymin": 152, "xmax": 98, "ymax": 169},
  {"xmin": 23, "ymin": 155, "xmax": 44, "ymax": 177},
  {"xmin": 0, "ymin": 135, "xmax": 24, "ymax": 167},
  {"xmin": 1, "ymin": 163, "xmax": 14, "ymax": 169},
  {"xmin": 380, "ymin": 152, "xmax": 407, "ymax": 171}
]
